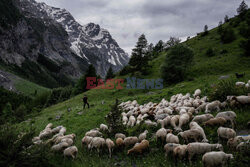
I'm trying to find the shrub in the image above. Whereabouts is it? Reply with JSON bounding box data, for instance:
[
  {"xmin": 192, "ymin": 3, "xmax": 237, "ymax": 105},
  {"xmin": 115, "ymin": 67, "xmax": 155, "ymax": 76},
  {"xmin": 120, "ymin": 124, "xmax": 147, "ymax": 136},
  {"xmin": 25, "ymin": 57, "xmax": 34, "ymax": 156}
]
[
  {"xmin": 15, "ymin": 104, "xmax": 27, "ymax": 121},
  {"xmin": 208, "ymin": 78, "xmax": 248, "ymax": 102},
  {"xmin": 0, "ymin": 124, "xmax": 54, "ymax": 167},
  {"xmin": 206, "ymin": 48, "xmax": 216, "ymax": 57},
  {"xmin": 105, "ymin": 99, "xmax": 125, "ymax": 136},
  {"xmin": 239, "ymin": 21, "xmax": 250, "ymax": 37},
  {"xmin": 119, "ymin": 65, "xmax": 132, "ymax": 76},
  {"xmin": 239, "ymin": 39, "xmax": 250, "ymax": 57},
  {"xmin": 220, "ymin": 26, "xmax": 236, "ymax": 43},
  {"xmin": 161, "ymin": 44, "xmax": 194, "ymax": 84}
]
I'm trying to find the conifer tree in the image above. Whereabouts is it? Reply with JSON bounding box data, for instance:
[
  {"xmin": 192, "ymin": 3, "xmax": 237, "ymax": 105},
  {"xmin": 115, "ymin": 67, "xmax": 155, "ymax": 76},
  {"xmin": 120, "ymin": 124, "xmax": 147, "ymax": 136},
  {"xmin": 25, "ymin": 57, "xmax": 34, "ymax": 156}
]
[
  {"xmin": 237, "ymin": 0, "xmax": 248, "ymax": 15},
  {"xmin": 128, "ymin": 34, "xmax": 148, "ymax": 71},
  {"xmin": 74, "ymin": 64, "xmax": 97, "ymax": 94},
  {"xmin": 105, "ymin": 67, "xmax": 115, "ymax": 80}
]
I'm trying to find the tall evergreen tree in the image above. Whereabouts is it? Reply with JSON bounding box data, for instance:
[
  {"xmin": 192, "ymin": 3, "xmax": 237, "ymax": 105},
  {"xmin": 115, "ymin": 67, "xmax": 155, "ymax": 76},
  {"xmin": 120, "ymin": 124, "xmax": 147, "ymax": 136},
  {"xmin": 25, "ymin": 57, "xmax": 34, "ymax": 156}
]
[
  {"xmin": 154, "ymin": 40, "xmax": 164, "ymax": 52},
  {"xmin": 203, "ymin": 25, "xmax": 208, "ymax": 36},
  {"xmin": 224, "ymin": 15, "xmax": 229, "ymax": 23},
  {"xmin": 237, "ymin": 0, "xmax": 248, "ymax": 15},
  {"xmin": 74, "ymin": 64, "xmax": 97, "ymax": 95},
  {"xmin": 128, "ymin": 34, "xmax": 148, "ymax": 71},
  {"xmin": 165, "ymin": 37, "xmax": 181, "ymax": 49},
  {"xmin": 105, "ymin": 67, "xmax": 115, "ymax": 80}
]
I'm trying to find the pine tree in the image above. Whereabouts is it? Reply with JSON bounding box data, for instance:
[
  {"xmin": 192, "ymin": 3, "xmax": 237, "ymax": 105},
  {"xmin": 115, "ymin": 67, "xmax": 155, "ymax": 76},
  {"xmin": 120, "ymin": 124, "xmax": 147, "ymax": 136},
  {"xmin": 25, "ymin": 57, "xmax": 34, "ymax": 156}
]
[
  {"xmin": 224, "ymin": 15, "xmax": 229, "ymax": 23},
  {"xmin": 154, "ymin": 40, "xmax": 164, "ymax": 52},
  {"xmin": 165, "ymin": 37, "xmax": 181, "ymax": 49},
  {"xmin": 128, "ymin": 34, "xmax": 148, "ymax": 70},
  {"xmin": 74, "ymin": 64, "xmax": 97, "ymax": 95},
  {"xmin": 237, "ymin": 0, "xmax": 248, "ymax": 15},
  {"xmin": 203, "ymin": 25, "xmax": 208, "ymax": 36},
  {"xmin": 105, "ymin": 67, "xmax": 115, "ymax": 80}
]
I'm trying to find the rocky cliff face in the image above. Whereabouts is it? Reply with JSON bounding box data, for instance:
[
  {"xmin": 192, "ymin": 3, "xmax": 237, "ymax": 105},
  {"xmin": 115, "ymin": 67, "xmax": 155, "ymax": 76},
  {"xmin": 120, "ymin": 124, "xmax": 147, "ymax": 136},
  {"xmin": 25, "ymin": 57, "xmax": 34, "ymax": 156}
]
[{"xmin": 0, "ymin": 0, "xmax": 129, "ymax": 88}]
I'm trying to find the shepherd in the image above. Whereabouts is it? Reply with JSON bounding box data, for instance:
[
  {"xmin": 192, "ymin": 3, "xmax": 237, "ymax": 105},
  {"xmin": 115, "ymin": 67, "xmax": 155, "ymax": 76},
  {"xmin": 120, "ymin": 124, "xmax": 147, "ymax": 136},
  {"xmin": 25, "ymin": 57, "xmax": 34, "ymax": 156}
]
[{"xmin": 83, "ymin": 95, "xmax": 89, "ymax": 109}]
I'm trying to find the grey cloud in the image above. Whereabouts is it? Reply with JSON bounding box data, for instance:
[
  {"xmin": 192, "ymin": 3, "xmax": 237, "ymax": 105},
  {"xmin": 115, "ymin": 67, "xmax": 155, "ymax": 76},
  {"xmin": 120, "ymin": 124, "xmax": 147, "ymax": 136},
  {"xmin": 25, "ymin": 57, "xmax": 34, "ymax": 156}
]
[{"xmin": 36, "ymin": 0, "xmax": 248, "ymax": 54}]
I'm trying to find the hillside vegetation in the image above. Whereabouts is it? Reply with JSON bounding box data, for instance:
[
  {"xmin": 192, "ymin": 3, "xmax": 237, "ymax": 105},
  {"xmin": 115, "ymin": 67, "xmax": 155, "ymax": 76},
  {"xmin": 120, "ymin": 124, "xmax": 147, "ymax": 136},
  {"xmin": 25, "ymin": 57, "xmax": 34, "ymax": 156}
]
[{"xmin": 7, "ymin": 10, "xmax": 250, "ymax": 167}]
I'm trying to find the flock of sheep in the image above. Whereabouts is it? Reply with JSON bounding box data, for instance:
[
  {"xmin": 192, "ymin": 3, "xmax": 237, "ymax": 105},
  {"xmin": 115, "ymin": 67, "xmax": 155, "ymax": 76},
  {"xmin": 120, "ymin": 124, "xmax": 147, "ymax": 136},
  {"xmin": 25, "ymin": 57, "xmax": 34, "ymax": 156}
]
[
  {"xmin": 30, "ymin": 80, "xmax": 250, "ymax": 167},
  {"xmin": 32, "ymin": 124, "xmax": 78, "ymax": 159}
]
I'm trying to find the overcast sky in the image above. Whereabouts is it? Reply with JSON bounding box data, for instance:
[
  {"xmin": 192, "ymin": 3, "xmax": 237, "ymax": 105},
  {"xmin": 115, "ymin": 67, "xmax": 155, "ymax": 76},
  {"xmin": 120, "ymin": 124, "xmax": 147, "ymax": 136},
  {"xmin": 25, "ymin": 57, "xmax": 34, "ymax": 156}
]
[{"xmin": 36, "ymin": 0, "xmax": 248, "ymax": 54}]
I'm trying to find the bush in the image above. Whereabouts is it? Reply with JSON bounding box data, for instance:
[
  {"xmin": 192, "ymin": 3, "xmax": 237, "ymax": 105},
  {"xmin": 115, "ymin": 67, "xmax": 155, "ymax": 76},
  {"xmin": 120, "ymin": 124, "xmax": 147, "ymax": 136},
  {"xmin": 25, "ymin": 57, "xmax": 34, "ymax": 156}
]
[
  {"xmin": 119, "ymin": 65, "xmax": 133, "ymax": 76},
  {"xmin": 15, "ymin": 104, "xmax": 27, "ymax": 121},
  {"xmin": 105, "ymin": 99, "xmax": 125, "ymax": 136},
  {"xmin": 0, "ymin": 124, "xmax": 54, "ymax": 167},
  {"xmin": 220, "ymin": 26, "xmax": 236, "ymax": 43},
  {"xmin": 239, "ymin": 21, "xmax": 250, "ymax": 37},
  {"xmin": 239, "ymin": 39, "xmax": 250, "ymax": 57},
  {"xmin": 161, "ymin": 44, "xmax": 194, "ymax": 84},
  {"xmin": 206, "ymin": 48, "xmax": 216, "ymax": 57},
  {"xmin": 208, "ymin": 78, "xmax": 248, "ymax": 102}
]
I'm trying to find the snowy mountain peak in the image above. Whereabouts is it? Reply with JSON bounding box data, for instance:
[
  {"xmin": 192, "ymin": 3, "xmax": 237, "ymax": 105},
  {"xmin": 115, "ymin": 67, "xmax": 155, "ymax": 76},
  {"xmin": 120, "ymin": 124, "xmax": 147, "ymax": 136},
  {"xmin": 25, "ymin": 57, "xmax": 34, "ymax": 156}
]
[{"xmin": 16, "ymin": 0, "xmax": 129, "ymax": 77}]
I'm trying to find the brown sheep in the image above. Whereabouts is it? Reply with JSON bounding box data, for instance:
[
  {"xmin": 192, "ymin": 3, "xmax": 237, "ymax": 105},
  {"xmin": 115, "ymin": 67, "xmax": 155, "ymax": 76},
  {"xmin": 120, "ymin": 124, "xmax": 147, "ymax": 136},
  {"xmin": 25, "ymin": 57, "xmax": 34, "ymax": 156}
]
[
  {"xmin": 127, "ymin": 140, "xmax": 149, "ymax": 155},
  {"xmin": 116, "ymin": 138, "xmax": 124, "ymax": 147},
  {"xmin": 204, "ymin": 117, "xmax": 227, "ymax": 127}
]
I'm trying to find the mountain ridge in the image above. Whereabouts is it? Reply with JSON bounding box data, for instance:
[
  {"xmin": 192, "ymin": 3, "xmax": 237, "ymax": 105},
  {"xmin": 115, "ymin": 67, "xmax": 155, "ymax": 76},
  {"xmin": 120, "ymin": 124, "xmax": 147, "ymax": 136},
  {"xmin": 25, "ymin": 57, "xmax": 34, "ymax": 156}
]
[{"xmin": 0, "ymin": 0, "xmax": 129, "ymax": 88}]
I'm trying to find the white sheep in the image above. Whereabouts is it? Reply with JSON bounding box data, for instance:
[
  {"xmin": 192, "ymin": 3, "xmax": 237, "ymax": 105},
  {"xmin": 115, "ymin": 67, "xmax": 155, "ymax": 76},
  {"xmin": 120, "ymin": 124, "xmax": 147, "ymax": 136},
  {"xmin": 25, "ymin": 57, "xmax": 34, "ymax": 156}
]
[
  {"xmin": 51, "ymin": 142, "xmax": 69, "ymax": 152},
  {"xmin": 189, "ymin": 122, "xmax": 208, "ymax": 142},
  {"xmin": 144, "ymin": 120, "xmax": 157, "ymax": 126},
  {"xmin": 85, "ymin": 130, "xmax": 102, "ymax": 137},
  {"xmin": 166, "ymin": 133, "xmax": 179, "ymax": 144},
  {"xmin": 178, "ymin": 129, "xmax": 202, "ymax": 143},
  {"xmin": 202, "ymin": 151, "xmax": 233, "ymax": 167},
  {"xmin": 217, "ymin": 127, "xmax": 236, "ymax": 141},
  {"xmin": 234, "ymin": 95, "xmax": 250, "ymax": 104},
  {"xmin": 100, "ymin": 124, "xmax": 109, "ymax": 132},
  {"xmin": 106, "ymin": 138, "xmax": 115, "ymax": 158},
  {"xmin": 81, "ymin": 136, "xmax": 93, "ymax": 148},
  {"xmin": 63, "ymin": 146, "xmax": 78, "ymax": 159},
  {"xmin": 138, "ymin": 130, "xmax": 148, "ymax": 142},
  {"xmin": 192, "ymin": 114, "xmax": 214, "ymax": 124},
  {"xmin": 173, "ymin": 145, "xmax": 187, "ymax": 161},
  {"xmin": 122, "ymin": 115, "xmax": 128, "ymax": 125},
  {"xmin": 45, "ymin": 123, "xmax": 53, "ymax": 129},
  {"xmin": 39, "ymin": 129, "xmax": 52, "ymax": 140},
  {"xmin": 61, "ymin": 138, "xmax": 74, "ymax": 146},
  {"xmin": 51, "ymin": 126, "xmax": 63, "ymax": 134},
  {"xmin": 236, "ymin": 141, "xmax": 250, "ymax": 152},
  {"xmin": 170, "ymin": 115, "xmax": 180, "ymax": 130},
  {"xmin": 115, "ymin": 133, "xmax": 126, "ymax": 139},
  {"xmin": 195, "ymin": 103, "xmax": 207, "ymax": 113},
  {"xmin": 235, "ymin": 82, "xmax": 245, "ymax": 87},
  {"xmin": 193, "ymin": 89, "xmax": 201, "ymax": 98},
  {"xmin": 88, "ymin": 137, "xmax": 106, "ymax": 154},
  {"xmin": 123, "ymin": 137, "xmax": 138, "ymax": 147},
  {"xmin": 164, "ymin": 143, "xmax": 180, "ymax": 157},
  {"xmin": 187, "ymin": 142, "xmax": 223, "ymax": 162},
  {"xmin": 156, "ymin": 128, "xmax": 168, "ymax": 141},
  {"xmin": 59, "ymin": 127, "xmax": 66, "ymax": 135},
  {"xmin": 227, "ymin": 135, "xmax": 250, "ymax": 150},
  {"xmin": 205, "ymin": 101, "xmax": 221, "ymax": 113},
  {"xmin": 215, "ymin": 111, "xmax": 237, "ymax": 129},
  {"xmin": 176, "ymin": 112, "xmax": 192, "ymax": 132},
  {"xmin": 127, "ymin": 116, "xmax": 136, "ymax": 127}
]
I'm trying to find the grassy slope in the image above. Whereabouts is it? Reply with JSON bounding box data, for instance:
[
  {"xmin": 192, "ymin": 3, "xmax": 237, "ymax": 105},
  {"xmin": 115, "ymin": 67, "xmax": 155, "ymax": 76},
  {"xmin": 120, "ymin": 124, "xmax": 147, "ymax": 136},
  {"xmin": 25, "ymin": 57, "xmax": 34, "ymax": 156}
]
[
  {"xmin": 17, "ymin": 20, "xmax": 250, "ymax": 166},
  {"xmin": 14, "ymin": 77, "xmax": 50, "ymax": 97}
]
